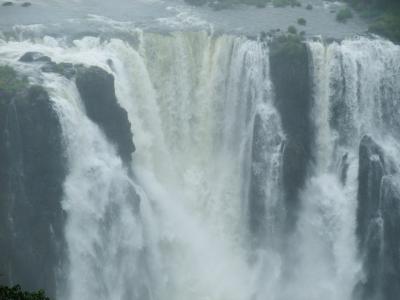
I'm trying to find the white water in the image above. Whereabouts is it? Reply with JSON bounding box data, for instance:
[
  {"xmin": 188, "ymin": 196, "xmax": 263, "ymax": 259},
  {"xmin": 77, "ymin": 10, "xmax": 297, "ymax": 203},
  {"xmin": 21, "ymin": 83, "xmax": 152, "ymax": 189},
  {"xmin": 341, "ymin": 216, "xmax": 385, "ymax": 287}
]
[{"xmin": 0, "ymin": 32, "xmax": 400, "ymax": 300}]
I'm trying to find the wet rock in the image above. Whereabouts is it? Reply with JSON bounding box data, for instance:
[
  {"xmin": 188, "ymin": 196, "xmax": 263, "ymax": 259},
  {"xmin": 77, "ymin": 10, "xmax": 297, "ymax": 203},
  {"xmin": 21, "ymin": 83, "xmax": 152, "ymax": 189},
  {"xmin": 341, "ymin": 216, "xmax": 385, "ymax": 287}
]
[
  {"xmin": 76, "ymin": 66, "xmax": 135, "ymax": 164},
  {"xmin": 19, "ymin": 52, "xmax": 51, "ymax": 63},
  {"xmin": 41, "ymin": 62, "xmax": 76, "ymax": 79},
  {"xmin": 0, "ymin": 68, "xmax": 66, "ymax": 299},
  {"xmin": 19, "ymin": 52, "xmax": 77, "ymax": 79},
  {"xmin": 269, "ymin": 34, "xmax": 313, "ymax": 231},
  {"xmin": 380, "ymin": 176, "xmax": 400, "ymax": 300},
  {"xmin": 355, "ymin": 135, "xmax": 400, "ymax": 300},
  {"xmin": 21, "ymin": 2, "xmax": 31, "ymax": 7},
  {"xmin": 2, "ymin": 2, "xmax": 13, "ymax": 6}
]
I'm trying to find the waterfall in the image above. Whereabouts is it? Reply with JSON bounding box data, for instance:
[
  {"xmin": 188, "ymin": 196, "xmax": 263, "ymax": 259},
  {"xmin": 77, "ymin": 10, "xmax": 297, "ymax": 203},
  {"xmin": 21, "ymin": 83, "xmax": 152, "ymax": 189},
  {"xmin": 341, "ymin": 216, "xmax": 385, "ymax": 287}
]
[{"xmin": 0, "ymin": 29, "xmax": 400, "ymax": 300}]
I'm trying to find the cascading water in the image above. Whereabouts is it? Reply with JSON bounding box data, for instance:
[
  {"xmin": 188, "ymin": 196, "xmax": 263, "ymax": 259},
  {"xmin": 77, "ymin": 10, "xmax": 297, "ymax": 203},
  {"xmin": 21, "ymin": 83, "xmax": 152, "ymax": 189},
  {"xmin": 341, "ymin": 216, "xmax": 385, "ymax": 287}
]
[{"xmin": 0, "ymin": 26, "xmax": 400, "ymax": 300}]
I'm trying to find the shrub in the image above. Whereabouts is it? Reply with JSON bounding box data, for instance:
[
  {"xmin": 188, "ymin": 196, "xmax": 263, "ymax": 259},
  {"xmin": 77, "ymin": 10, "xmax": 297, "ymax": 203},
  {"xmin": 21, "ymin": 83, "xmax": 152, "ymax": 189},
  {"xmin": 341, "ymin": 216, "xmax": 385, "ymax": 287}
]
[
  {"xmin": 297, "ymin": 17, "xmax": 306, "ymax": 25},
  {"xmin": 369, "ymin": 12, "xmax": 400, "ymax": 43},
  {"xmin": 306, "ymin": 4, "xmax": 313, "ymax": 10},
  {"xmin": 0, "ymin": 285, "xmax": 50, "ymax": 300},
  {"xmin": 269, "ymin": 33, "xmax": 305, "ymax": 59},
  {"xmin": 184, "ymin": 0, "xmax": 207, "ymax": 6},
  {"xmin": 272, "ymin": 0, "xmax": 301, "ymax": 8},
  {"xmin": 288, "ymin": 25, "xmax": 297, "ymax": 35},
  {"xmin": 336, "ymin": 7, "xmax": 354, "ymax": 23}
]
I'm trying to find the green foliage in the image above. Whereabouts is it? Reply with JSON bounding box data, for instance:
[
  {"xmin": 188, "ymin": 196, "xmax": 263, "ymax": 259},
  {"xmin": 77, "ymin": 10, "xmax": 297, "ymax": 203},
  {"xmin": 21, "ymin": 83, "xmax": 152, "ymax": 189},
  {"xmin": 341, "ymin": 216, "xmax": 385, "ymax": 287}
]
[
  {"xmin": 184, "ymin": 0, "xmax": 270, "ymax": 8},
  {"xmin": 297, "ymin": 17, "xmax": 306, "ymax": 25},
  {"xmin": 270, "ymin": 32, "xmax": 305, "ymax": 59},
  {"xmin": 336, "ymin": 7, "xmax": 353, "ymax": 23},
  {"xmin": 369, "ymin": 12, "xmax": 400, "ymax": 44},
  {"xmin": 344, "ymin": 0, "xmax": 400, "ymax": 44},
  {"xmin": 0, "ymin": 285, "xmax": 50, "ymax": 300},
  {"xmin": 0, "ymin": 66, "xmax": 28, "ymax": 97},
  {"xmin": 184, "ymin": 0, "xmax": 207, "ymax": 6},
  {"xmin": 287, "ymin": 25, "xmax": 297, "ymax": 35},
  {"xmin": 306, "ymin": 4, "xmax": 313, "ymax": 10},
  {"xmin": 272, "ymin": 0, "xmax": 301, "ymax": 8}
]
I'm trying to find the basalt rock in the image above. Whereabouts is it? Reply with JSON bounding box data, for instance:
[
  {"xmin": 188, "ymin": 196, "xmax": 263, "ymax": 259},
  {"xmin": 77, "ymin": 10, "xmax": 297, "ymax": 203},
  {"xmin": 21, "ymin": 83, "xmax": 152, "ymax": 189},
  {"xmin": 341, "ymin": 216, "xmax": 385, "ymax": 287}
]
[
  {"xmin": 0, "ymin": 67, "xmax": 66, "ymax": 298},
  {"xmin": 355, "ymin": 135, "xmax": 400, "ymax": 300},
  {"xmin": 269, "ymin": 34, "xmax": 313, "ymax": 231},
  {"xmin": 19, "ymin": 52, "xmax": 76, "ymax": 79},
  {"xmin": 19, "ymin": 52, "xmax": 51, "ymax": 63},
  {"xmin": 75, "ymin": 66, "xmax": 135, "ymax": 165}
]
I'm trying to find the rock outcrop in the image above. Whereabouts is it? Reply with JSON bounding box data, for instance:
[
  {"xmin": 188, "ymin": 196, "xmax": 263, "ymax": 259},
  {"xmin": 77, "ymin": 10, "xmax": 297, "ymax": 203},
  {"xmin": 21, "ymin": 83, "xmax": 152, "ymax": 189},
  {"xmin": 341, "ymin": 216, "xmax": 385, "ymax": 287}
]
[
  {"xmin": 269, "ymin": 35, "xmax": 313, "ymax": 231},
  {"xmin": 75, "ymin": 66, "xmax": 135, "ymax": 165},
  {"xmin": 0, "ymin": 67, "xmax": 66, "ymax": 298},
  {"xmin": 19, "ymin": 53, "xmax": 135, "ymax": 165},
  {"xmin": 355, "ymin": 135, "xmax": 400, "ymax": 300}
]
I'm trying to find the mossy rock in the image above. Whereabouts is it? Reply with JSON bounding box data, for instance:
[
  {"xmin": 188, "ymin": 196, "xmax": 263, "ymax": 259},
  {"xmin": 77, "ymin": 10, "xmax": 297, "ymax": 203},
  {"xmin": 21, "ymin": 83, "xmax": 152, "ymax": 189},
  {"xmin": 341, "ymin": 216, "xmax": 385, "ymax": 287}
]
[
  {"xmin": 0, "ymin": 66, "xmax": 28, "ymax": 99},
  {"xmin": 41, "ymin": 62, "xmax": 76, "ymax": 79}
]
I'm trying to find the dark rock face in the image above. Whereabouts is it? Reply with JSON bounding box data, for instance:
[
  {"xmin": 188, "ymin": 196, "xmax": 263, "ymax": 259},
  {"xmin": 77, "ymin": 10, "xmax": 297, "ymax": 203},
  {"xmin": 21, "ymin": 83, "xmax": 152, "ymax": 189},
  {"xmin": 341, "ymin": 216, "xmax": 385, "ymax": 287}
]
[
  {"xmin": 19, "ymin": 52, "xmax": 51, "ymax": 63},
  {"xmin": 0, "ymin": 80, "xmax": 66, "ymax": 298},
  {"xmin": 381, "ymin": 177, "xmax": 400, "ymax": 300},
  {"xmin": 355, "ymin": 135, "xmax": 400, "ymax": 300},
  {"xmin": 19, "ymin": 52, "xmax": 77, "ymax": 79},
  {"xmin": 41, "ymin": 62, "xmax": 76, "ymax": 79},
  {"xmin": 75, "ymin": 66, "xmax": 135, "ymax": 165},
  {"xmin": 269, "ymin": 36, "xmax": 313, "ymax": 231}
]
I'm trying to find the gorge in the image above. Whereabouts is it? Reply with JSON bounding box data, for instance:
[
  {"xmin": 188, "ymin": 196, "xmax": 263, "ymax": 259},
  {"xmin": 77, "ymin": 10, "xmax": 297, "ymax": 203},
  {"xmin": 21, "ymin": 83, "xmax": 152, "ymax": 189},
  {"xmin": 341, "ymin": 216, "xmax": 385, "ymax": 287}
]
[{"xmin": 0, "ymin": 2, "xmax": 400, "ymax": 300}]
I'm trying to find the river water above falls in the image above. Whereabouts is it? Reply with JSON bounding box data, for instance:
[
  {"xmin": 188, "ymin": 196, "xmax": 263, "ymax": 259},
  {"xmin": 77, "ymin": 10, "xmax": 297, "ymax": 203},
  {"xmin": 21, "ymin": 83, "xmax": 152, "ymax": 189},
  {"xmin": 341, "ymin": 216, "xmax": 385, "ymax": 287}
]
[{"xmin": 0, "ymin": 2, "xmax": 399, "ymax": 300}]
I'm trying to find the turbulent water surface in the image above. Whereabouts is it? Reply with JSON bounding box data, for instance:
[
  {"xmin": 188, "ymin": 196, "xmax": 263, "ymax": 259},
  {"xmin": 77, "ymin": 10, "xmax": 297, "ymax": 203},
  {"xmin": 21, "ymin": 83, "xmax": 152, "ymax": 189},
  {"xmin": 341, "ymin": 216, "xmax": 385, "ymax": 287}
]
[{"xmin": 0, "ymin": 2, "xmax": 400, "ymax": 300}]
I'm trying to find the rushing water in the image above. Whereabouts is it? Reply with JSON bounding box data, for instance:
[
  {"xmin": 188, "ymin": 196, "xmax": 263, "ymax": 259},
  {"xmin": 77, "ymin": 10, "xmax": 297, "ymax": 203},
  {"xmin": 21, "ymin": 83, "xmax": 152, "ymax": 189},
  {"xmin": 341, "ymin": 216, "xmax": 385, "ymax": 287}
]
[
  {"xmin": 0, "ymin": 0, "xmax": 366, "ymax": 37},
  {"xmin": 0, "ymin": 24, "xmax": 400, "ymax": 300}
]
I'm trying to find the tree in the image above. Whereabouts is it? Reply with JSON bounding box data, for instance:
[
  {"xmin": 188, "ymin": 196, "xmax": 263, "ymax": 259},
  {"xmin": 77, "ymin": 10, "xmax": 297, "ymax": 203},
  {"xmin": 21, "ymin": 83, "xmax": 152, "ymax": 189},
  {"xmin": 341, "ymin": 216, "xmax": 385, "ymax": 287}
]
[{"xmin": 0, "ymin": 285, "xmax": 50, "ymax": 300}]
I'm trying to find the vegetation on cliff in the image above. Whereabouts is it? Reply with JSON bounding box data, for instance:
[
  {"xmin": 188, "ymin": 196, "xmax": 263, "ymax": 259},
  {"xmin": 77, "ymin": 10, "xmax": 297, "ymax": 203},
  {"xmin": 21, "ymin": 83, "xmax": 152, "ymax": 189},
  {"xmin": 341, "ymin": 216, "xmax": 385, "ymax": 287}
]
[
  {"xmin": 345, "ymin": 0, "xmax": 400, "ymax": 43},
  {"xmin": 0, "ymin": 285, "xmax": 49, "ymax": 300},
  {"xmin": 0, "ymin": 66, "xmax": 28, "ymax": 98},
  {"xmin": 0, "ymin": 65, "xmax": 66, "ymax": 299},
  {"xmin": 184, "ymin": 0, "xmax": 303, "ymax": 9}
]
